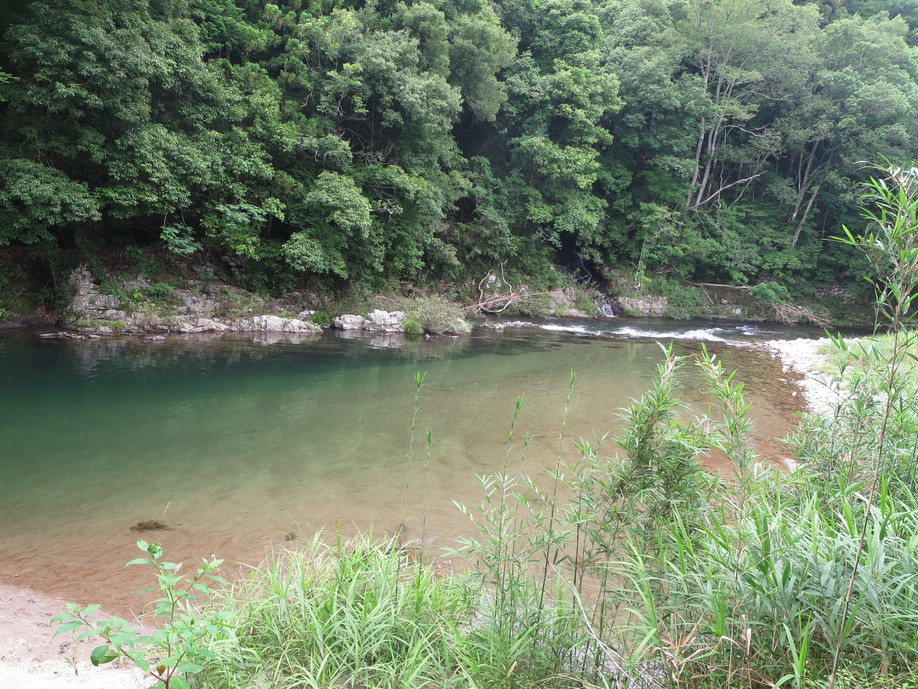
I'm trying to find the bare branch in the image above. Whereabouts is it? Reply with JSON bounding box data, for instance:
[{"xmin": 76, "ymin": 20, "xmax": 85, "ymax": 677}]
[{"xmin": 691, "ymin": 172, "xmax": 765, "ymax": 209}]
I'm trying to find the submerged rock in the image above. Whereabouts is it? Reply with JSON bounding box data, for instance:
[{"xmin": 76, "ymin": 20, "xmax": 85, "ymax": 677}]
[{"xmin": 482, "ymin": 320, "xmax": 536, "ymax": 330}]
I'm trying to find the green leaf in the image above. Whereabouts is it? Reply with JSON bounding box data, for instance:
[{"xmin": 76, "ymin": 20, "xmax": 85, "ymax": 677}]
[
  {"xmin": 54, "ymin": 621, "xmax": 84, "ymax": 636},
  {"xmin": 125, "ymin": 558, "xmax": 151, "ymax": 567},
  {"xmin": 176, "ymin": 661, "xmax": 203, "ymax": 673},
  {"xmin": 90, "ymin": 645, "xmax": 119, "ymax": 666}
]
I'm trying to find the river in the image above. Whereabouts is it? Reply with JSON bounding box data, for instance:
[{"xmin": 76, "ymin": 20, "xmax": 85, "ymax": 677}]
[{"xmin": 0, "ymin": 318, "xmax": 819, "ymax": 609}]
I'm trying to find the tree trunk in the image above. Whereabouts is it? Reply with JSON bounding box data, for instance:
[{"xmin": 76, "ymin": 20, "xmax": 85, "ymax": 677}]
[{"xmin": 791, "ymin": 182, "xmax": 821, "ymax": 247}]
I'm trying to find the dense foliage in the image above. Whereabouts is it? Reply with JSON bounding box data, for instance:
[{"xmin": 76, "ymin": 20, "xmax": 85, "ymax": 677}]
[{"xmin": 2, "ymin": 0, "xmax": 917, "ymax": 290}]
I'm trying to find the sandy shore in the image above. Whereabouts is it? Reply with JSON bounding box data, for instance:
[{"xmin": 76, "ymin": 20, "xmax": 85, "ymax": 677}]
[
  {"xmin": 0, "ymin": 585, "xmax": 145, "ymax": 688},
  {"xmin": 761, "ymin": 337, "xmax": 839, "ymax": 416},
  {"xmin": 0, "ymin": 336, "xmax": 837, "ymax": 688}
]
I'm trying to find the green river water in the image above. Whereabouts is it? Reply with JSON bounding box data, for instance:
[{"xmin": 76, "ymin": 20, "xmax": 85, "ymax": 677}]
[{"xmin": 0, "ymin": 319, "xmax": 816, "ymax": 608}]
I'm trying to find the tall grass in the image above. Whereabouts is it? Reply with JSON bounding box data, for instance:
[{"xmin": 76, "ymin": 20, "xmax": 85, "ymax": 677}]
[
  {"xmin": 190, "ymin": 531, "xmax": 593, "ymax": 689},
  {"xmin": 196, "ymin": 534, "xmax": 466, "ymax": 689},
  {"xmin": 612, "ymin": 468, "xmax": 918, "ymax": 687},
  {"xmin": 600, "ymin": 163, "xmax": 918, "ymax": 689}
]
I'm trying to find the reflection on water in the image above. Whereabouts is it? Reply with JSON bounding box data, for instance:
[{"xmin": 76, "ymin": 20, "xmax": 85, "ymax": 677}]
[{"xmin": 0, "ymin": 320, "xmax": 816, "ymax": 609}]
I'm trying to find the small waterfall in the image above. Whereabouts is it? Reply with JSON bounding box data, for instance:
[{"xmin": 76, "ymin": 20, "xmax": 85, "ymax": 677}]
[{"xmin": 598, "ymin": 301, "xmax": 618, "ymax": 318}]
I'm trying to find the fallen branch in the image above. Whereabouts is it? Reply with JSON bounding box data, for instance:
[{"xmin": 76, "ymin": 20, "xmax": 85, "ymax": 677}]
[
  {"xmin": 474, "ymin": 264, "xmax": 517, "ymax": 313},
  {"xmin": 464, "ymin": 266, "xmax": 584, "ymax": 315},
  {"xmin": 773, "ymin": 303, "xmax": 830, "ymax": 328},
  {"xmin": 687, "ymin": 282, "xmax": 751, "ymax": 290}
]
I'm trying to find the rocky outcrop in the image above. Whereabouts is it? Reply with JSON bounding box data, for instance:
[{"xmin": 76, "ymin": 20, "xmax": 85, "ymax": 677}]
[
  {"xmin": 69, "ymin": 266, "xmax": 121, "ymax": 320},
  {"xmin": 65, "ymin": 266, "xmax": 322, "ymax": 336},
  {"xmin": 175, "ymin": 318, "xmax": 231, "ymax": 333},
  {"xmin": 614, "ymin": 295, "xmax": 668, "ymax": 317},
  {"xmin": 333, "ymin": 310, "xmax": 409, "ymax": 333},
  {"xmin": 548, "ymin": 288, "xmax": 595, "ymax": 318},
  {"xmin": 247, "ymin": 315, "xmax": 318, "ymax": 333},
  {"xmin": 62, "ymin": 267, "xmax": 482, "ymax": 338}
]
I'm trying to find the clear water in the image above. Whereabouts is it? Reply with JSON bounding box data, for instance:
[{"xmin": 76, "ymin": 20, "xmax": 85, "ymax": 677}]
[{"xmin": 0, "ymin": 320, "xmax": 815, "ymax": 608}]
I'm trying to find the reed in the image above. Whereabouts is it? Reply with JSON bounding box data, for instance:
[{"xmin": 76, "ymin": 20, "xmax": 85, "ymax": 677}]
[{"xmin": 196, "ymin": 534, "xmax": 466, "ymax": 689}]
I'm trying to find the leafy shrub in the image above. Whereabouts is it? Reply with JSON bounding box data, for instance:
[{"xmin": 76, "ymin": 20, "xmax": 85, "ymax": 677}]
[
  {"xmin": 663, "ymin": 287, "xmax": 706, "ymax": 319},
  {"xmin": 123, "ymin": 245, "xmax": 144, "ymax": 264},
  {"xmin": 160, "ymin": 223, "xmax": 202, "ymax": 256},
  {"xmin": 391, "ymin": 295, "xmax": 470, "ymax": 334},
  {"xmin": 403, "ymin": 317, "xmax": 424, "ymax": 335},
  {"xmin": 749, "ymin": 281, "xmax": 790, "ymax": 304},
  {"xmin": 509, "ymin": 291, "xmax": 554, "ymax": 317},
  {"xmin": 573, "ymin": 297, "xmax": 600, "ymax": 317},
  {"xmin": 146, "ymin": 282, "xmax": 174, "ymax": 298},
  {"xmin": 55, "ymin": 539, "xmax": 226, "ymax": 689},
  {"xmin": 309, "ymin": 309, "xmax": 332, "ymax": 326}
]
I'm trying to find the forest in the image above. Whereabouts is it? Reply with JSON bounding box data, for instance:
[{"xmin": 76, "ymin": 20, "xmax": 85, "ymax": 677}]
[{"xmin": 1, "ymin": 0, "xmax": 917, "ymax": 297}]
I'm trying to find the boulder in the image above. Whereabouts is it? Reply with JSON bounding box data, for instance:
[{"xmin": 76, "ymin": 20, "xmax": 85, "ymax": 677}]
[
  {"xmin": 196, "ymin": 318, "xmax": 230, "ymax": 332},
  {"xmin": 547, "ymin": 287, "xmax": 598, "ymax": 318},
  {"xmin": 175, "ymin": 317, "xmax": 230, "ymax": 333},
  {"xmin": 248, "ymin": 315, "xmax": 319, "ymax": 333},
  {"xmin": 364, "ymin": 309, "xmax": 407, "ymax": 332},
  {"xmin": 333, "ymin": 314, "xmax": 365, "ymax": 330}
]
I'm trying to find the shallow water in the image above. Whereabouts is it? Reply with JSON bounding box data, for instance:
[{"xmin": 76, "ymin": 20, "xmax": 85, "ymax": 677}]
[{"xmin": 0, "ymin": 320, "xmax": 815, "ymax": 609}]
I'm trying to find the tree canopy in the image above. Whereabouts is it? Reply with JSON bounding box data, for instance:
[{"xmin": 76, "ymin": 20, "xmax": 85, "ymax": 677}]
[{"xmin": 1, "ymin": 0, "xmax": 916, "ymax": 289}]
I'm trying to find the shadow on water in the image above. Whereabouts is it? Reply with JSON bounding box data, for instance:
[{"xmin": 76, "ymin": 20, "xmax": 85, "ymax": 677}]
[{"xmin": 0, "ymin": 320, "xmax": 817, "ymax": 610}]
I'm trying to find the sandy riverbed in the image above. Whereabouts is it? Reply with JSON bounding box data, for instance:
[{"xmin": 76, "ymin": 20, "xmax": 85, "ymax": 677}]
[{"xmin": 0, "ymin": 336, "xmax": 837, "ymax": 689}]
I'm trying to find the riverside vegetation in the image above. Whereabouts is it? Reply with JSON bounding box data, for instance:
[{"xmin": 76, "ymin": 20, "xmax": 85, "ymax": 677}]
[
  {"xmin": 55, "ymin": 166, "xmax": 918, "ymax": 688},
  {"xmin": 2, "ymin": 0, "xmax": 918, "ymax": 324}
]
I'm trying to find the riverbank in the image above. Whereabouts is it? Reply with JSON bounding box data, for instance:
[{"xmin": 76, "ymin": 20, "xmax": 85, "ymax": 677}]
[
  {"xmin": 0, "ymin": 247, "xmax": 866, "ymax": 337},
  {"xmin": 0, "ymin": 585, "xmax": 143, "ymax": 688},
  {"xmin": 763, "ymin": 337, "xmax": 839, "ymax": 416}
]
